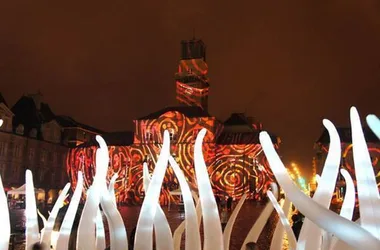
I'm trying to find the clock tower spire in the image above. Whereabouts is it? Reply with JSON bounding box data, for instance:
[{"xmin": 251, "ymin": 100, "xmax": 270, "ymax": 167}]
[{"xmin": 175, "ymin": 38, "xmax": 209, "ymax": 111}]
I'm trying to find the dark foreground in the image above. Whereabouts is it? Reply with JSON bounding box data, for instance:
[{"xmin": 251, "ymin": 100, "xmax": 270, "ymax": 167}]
[{"xmin": 10, "ymin": 201, "xmax": 279, "ymax": 250}]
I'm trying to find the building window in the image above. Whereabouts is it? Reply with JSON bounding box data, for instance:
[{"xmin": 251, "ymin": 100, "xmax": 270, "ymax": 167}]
[
  {"xmin": 145, "ymin": 131, "xmax": 153, "ymax": 142},
  {"xmin": 29, "ymin": 148, "xmax": 35, "ymax": 160},
  {"xmin": 0, "ymin": 142, "xmax": 4, "ymax": 156},
  {"xmin": 14, "ymin": 145, "xmax": 21, "ymax": 158},
  {"xmin": 40, "ymin": 150, "xmax": 46, "ymax": 163},
  {"xmin": 16, "ymin": 124, "xmax": 24, "ymax": 135},
  {"xmin": 30, "ymin": 128, "xmax": 37, "ymax": 138},
  {"xmin": 53, "ymin": 152, "xmax": 57, "ymax": 163}
]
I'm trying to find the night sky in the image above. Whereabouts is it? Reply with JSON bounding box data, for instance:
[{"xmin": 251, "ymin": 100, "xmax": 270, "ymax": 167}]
[{"xmin": 1, "ymin": 1, "xmax": 379, "ymax": 177}]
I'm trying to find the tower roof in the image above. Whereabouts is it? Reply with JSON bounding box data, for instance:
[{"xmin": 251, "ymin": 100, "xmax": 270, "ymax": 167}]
[
  {"xmin": 0, "ymin": 92, "xmax": 8, "ymax": 107},
  {"xmin": 180, "ymin": 38, "xmax": 206, "ymax": 60}
]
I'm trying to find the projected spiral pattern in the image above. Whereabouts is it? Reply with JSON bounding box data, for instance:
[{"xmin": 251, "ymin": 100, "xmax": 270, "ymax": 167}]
[
  {"xmin": 210, "ymin": 144, "xmax": 275, "ymax": 199},
  {"xmin": 67, "ymin": 111, "xmax": 277, "ymax": 204}
]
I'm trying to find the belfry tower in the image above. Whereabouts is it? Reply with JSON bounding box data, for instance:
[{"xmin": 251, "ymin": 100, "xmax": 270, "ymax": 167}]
[{"xmin": 175, "ymin": 39, "xmax": 209, "ymax": 111}]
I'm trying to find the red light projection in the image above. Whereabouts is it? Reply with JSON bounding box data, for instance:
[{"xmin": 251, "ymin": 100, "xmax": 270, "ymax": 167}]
[
  {"xmin": 66, "ymin": 111, "xmax": 276, "ymax": 204},
  {"xmin": 321, "ymin": 143, "xmax": 380, "ymax": 187}
]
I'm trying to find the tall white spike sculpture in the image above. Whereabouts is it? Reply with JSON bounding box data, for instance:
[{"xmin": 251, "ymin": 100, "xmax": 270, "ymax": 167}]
[
  {"xmin": 56, "ymin": 172, "xmax": 83, "ymax": 250},
  {"xmin": 367, "ymin": 114, "xmax": 380, "ymax": 139},
  {"xmin": 134, "ymin": 131, "xmax": 170, "ymax": 250},
  {"xmin": 259, "ymin": 131, "xmax": 380, "ymax": 250},
  {"xmin": 108, "ymin": 174, "xmax": 118, "ymax": 206},
  {"xmin": 95, "ymin": 209, "xmax": 106, "ymax": 250},
  {"xmin": 350, "ymin": 107, "xmax": 380, "ymax": 239},
  {"xmin": 0, "ymin": 175, "xmax": 10, "ymax": 250},
  {"xmin": 40, "ymin": 183, "xmax": 71, "ymax": 247},
  {"xmin": 339, "ymin": 169, "xmax": 355, "ymax": 221},
  {"xmin": 267, "ymin": 191, "xmax": 296, "ymax": 250},
  {"xmin": 142, "ymin": 162, "xmax": 174, "ymax": 250},
  {"xmin": 169, "ymin": 156, "xmax": 201, "ymax": 250},
  {"xmin": 173, "ymin": 192, "xmax": 202, "ymax": 250},
  {"xmin": 298, "ymin": 119, "xmax": 341, "ymax": 250},
  {"xmin": 94, "ymin": 173, "xmax": 117, "ymax": 250},
  {"xmin": 223, "ymin": 194, "xmax": 246, "ymax": 250},
  {"xmin": 77, "ymin": 168, "xmax": 102, "ymax": 247},
  {"xmin": 194, "ymin": 128, "xmax": 224, "ymax": 250},
  {"xmin": 26, "ymin": 170, "xmax": 40, "ymax": 249},
  {"xmin": 329, "ymin": 169, "xmax": 356, "ymax": 250},
  {"xmin": 270, "ymin": 198, "xmax": 292, "ymax": 250},
  {"xmin": 240, "ymin": 183, "xmax": 278, "ymax": 249},
  {"xmin": 96, "ymin": 136, "xmax": 128, "ymax": 250},
  {"xmin": 77, "ymin": 136, "xmax": 127, "ymax": 250}
]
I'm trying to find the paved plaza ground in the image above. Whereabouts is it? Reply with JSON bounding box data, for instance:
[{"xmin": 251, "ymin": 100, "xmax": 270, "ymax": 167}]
[{"xmin": 10, "ymin": 201, "xmax": 280, "ymax": 250}]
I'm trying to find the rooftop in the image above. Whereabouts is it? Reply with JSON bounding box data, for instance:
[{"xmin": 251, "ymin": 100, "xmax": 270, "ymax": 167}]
[
  {"xmin": 316, "ymin": 127, "xmax": 379, "ymax": 144},
  {"xmin": 55, "ymin": 115, "xmax": 104, "ymax": 134},
  {"xmin": 137, "ymin": 106, "xmax": 212, "ymax": 120},
  {"xmin": 77, "ymin": 131, "xmax": 134, "ymax": 147}
]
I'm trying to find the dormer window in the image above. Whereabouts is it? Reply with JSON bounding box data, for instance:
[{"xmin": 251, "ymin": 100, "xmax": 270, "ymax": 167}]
[
  {"xmin": 16, "ymin": 124, "xmax": 24, "ymax": 135},
  {"xmin": 29, "ymin": 128, "xmax": 37, "ymax": 138}
]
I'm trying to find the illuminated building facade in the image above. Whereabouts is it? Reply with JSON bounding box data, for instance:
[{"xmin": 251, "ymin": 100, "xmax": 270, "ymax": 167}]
[
  {"xmin": 66, "ymin": 39, "xmax": 280, "ymax": 204},
  {"xmin": 315, "ymin": 127, "xmax": 380, "ymax": 197}
]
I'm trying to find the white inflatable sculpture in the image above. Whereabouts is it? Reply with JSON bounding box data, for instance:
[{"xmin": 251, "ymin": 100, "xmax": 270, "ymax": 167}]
[
  {"xmin": 259, "ymin": 107, "xmax": 380, "ymax": 250},
  {"xmin": 0, "ymin": 107, "xmax": 379, "ymax": 250}
]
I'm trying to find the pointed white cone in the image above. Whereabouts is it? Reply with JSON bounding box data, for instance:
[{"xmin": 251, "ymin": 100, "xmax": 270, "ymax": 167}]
[
  {"xmin": 270, "ymin": 198, "xmax": 292, "ymax": 250},
  {"xmin": 108, "ymin": 173, "xmax": 118, "ymax": 207},
  {"xmin": 0, "ymin": 175, "xmax": 10, "ymax": 250},
  {"xmin": 329, "ymin": 169, "xmax": 356, "ymax": 250},
  {"xmin": 367, "ymin": 114, "xmax": 380, "ymax": 139},
  {"xmin": 135, "ymin": 131, "xmax": 170, "ymax": 250},
  {"xmin": 95, "ymin": 136, "xmax": 128, "ymax": 250},
  {"xmin": 40, "ymin": 183, "xmax": 71, "ymax": 247},
  {"xmin": 267, "ymin": 191, "xmax": 297, "ymax": 250},
  {"xmin": 95, "ymin": 209, "xmax": 106, "ymax": 250},
  {"xmin": 298, "ymin": 119, "xmax": 341, "ymax": 250},
  {"xmin": 143, "ymin": 161, "xmax": 174, "ymax": 250},
  {"xmin": 350, "ymin": 107, "xmax": 380, "ymax": 239},
  {"xmin": 259, "ymin": 131, "xmax": 380, "ymax": 250},
  {"xmin": 173, "ymin": 192, "xmax": 202, "ymax": 250},
  {"xmin": 25, "ymin": 170, "xmax": 40, "ymax": 248},
  {"xmin": 240, "ymin": 183, "xmax": 278, "ymax": 249},
  {"xmin": 169, "ymin": 156, "xmax": 200, "ymax": 250},
  {"xmin": 194, "ymin": 128, "xmax": 224, "ymax": 250},
  {"xmin": 223, "ymin": 194, "xmax": 247, "ymax": 250},
  {"xmin": 56, "ymin": 172, "xmax": 83, "ymax": 250}
]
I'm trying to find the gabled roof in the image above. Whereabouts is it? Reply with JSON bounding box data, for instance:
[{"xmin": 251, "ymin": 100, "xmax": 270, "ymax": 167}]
[
  {"xmin": 11, "ymin": 96, "xmax": 45, "ymax": 132},
  {"xmin": 55, "ymin": 115, "xmax": 104, "ymax": 134},
  {"xmin": 137, "ymin": 106, "xmax": 211, "ymax": 120},
  {"xmin": 0, "ymin": 93, "xmax": 8, "ymax": 107},
  {"xmin": 317, "ymin": 127, "xmax": 379, "ymax": 144},
  {"xmin": 77, "ymin": 131, "xmax": 134, "ymax": 147},
  {"xmin": 223, "ymin": 113, "xmax": 254, "ymax": 127}
]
